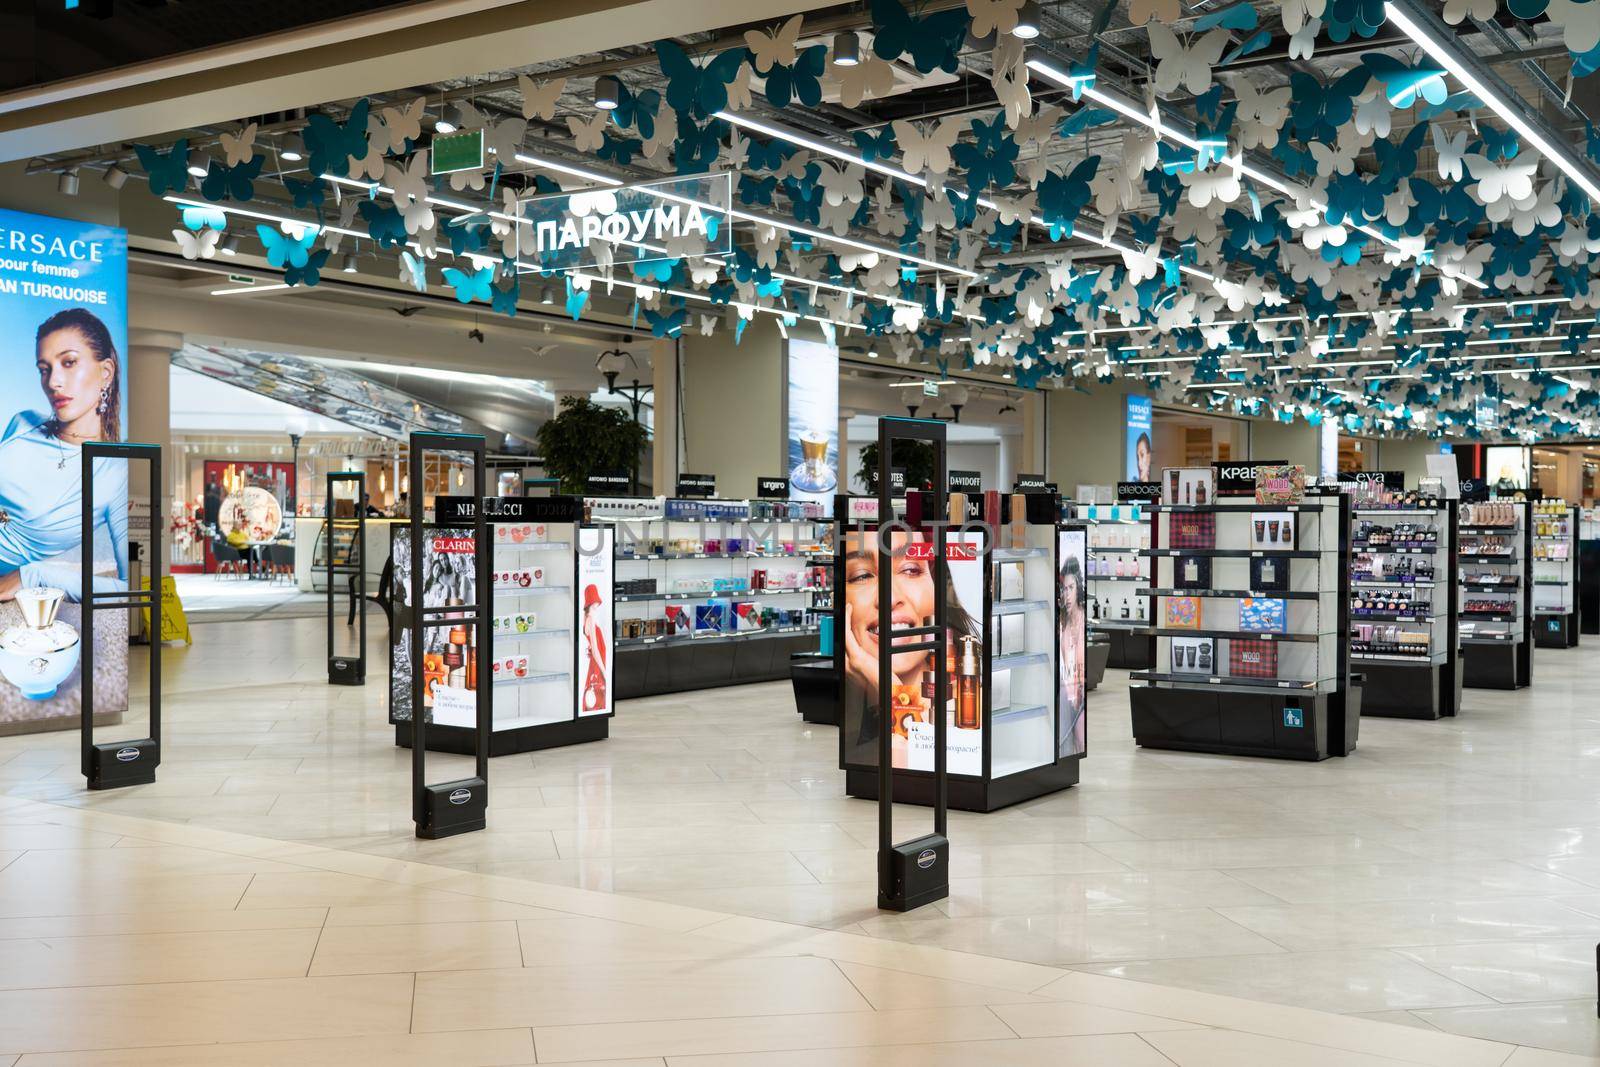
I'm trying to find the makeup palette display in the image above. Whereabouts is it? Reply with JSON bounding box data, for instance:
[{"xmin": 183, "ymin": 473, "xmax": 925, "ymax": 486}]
[
  {"xmin": 1531, "ymin": 499, "xmax": 1580, "ymax": 648},
  {"xmin": 1455, "ymin": 498, "xmax": 1531, "ymax": 690}
]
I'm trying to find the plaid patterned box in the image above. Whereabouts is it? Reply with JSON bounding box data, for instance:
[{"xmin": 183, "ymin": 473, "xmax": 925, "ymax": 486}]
[
  {"xmin": 1229, "ymin": 638, "xmax": 1278, "ymax": 679},
  {"xmin": 1169, "ymin": 512, "xmax": 1216, "ymax": 550}
]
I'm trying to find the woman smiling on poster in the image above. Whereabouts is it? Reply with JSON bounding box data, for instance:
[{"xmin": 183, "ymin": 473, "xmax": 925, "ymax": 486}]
[
  {"xmin": 0, "ymin": 308, "xmax": 128, "ymax": 603},
  {"xmin": 841, "ymin": 528, "xmax": 981, "ymax": 767},
  {"xmin": 1057, "ymin": 550, "xmax": 1087, "ymax": 757}
]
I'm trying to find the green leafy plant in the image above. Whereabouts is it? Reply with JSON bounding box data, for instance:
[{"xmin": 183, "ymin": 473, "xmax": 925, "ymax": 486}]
[
  {"xmin": 535, "ymin": 396, "xmax": 649, "ymax": 494},
  {"xmin": 856, "ymin": 440, "xmax": 936, "ymax": 493}
]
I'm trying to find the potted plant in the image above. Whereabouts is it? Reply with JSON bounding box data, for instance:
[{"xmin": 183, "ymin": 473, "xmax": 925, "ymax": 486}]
[
  {"xmin": 535, "ymin": 396, "xmax": 649, "ymax": 494},
  {"xmin": 855, "ymin": 440, "xmax": 937, "ymax": 493}
]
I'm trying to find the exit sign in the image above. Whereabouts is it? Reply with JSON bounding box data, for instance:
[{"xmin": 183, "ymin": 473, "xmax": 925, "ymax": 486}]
[{"xmin": 432, "ymin": 129, "xmax": 484, "ymax": 175}]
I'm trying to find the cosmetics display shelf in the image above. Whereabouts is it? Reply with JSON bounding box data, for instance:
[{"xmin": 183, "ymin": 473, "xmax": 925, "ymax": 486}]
[
  {"xmin": 839, "ymin": 493, "xmax": 1085, "ymax": 813},
  {"xmin": 1346, "ymin": 501, "xmax": 1461, "ymax": 719},
  {"xmin": 589, "ymin": 495, "xmax": 832, "ymax": 698},
  {"xmin": 1130, "ymin": 493, "xmax": 1354, "ymax": 761},
  {"xmin": 1455, "ymin": 500, "xmax": 1533, "ymax": 690},
  {"xmin": 1074, "ymin": 502, "xmax": 1153, "ymax": 670},
  {"xmin": 1532, "ymin": 501, "xmax": 1581, "ymax": 648},
  {"xmin": 390, "ymin": 496, "xmax": 613, "ymax": 758}
]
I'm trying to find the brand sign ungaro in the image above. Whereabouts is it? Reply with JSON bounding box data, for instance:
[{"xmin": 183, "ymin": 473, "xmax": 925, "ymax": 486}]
[{"xmin": 517, "ymin": 173, "xmax": 733, "ymax": 273}]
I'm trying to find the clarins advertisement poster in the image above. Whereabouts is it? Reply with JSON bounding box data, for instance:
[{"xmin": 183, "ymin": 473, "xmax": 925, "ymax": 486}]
[
  {"xmin": 785, "ymin": 338, "xmax": 838, "ymax": 513},
  {"xmin": 0, "ymin": 208, "xmax": 129, "ymax": 730},
  {"xmin": 576, "ymin": 525, "xmax": 614, "ymax": 717},
  {"xmin": 389, "ymin": 528, "xmax": 480, "ymax": 728},
  {"xmin": 840, "ymin": 528, "xmax": 984, "ymax": 776},
  {"xmin": 1056, "ymin": 527, "xmax": 1088, "ymax": 758}
]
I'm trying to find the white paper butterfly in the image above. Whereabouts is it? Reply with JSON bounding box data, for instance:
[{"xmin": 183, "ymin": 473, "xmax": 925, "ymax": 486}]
[
  {"xmin": 484, "ymin": 117, "xmax": 528, "ymax": 161},
  {"xmin": 172, "ymin": 227, "xmax": 220, "ymax": 260},
  {"xmin": 745, "ymin": 14, "xmax": 803, "ymax": 73},
  {"xmin": 350, "ymin": 120, "xmax": 387, "ymax": 181},
  {"xmin": 323, "ymin": 198, "xmax": 359, "ymax": 255},
  {"xmin": 1148, "ymin": 27, "xmax": 1227, "ymax": 96},
  {"xmin": 893, "ymin": 118, "xmax": 960, "ymax": 175},
  {"xmin": 568, "ymin": 113, "xmax": 607, "ymax": 153},
  {"xmin": 219, "ymin": 122, "xmax": 257, "ymax": 167},
  {"xmin": 690, "ymin": 259, "xmax": 719, "ymax": 285},
  {"xmin": 1281, "ymin": 0, "xmax": 1328, "ymax": 34},
  {"xmin": 1442, "ymin": 0, "xmax": 1496, "ymax": 22},
  {"xmin": 829, "ymin": 53, "xmax": 896, "ymax": 109},
  {"xmin": 518, "ymin": 75, "xmax": 566, "ymax": 121},
  {"xmin": 1310, "ymin": 139, "xmax": 1359, "ymax": 177},
  {"xmin": 385, "ymin": 157, "xmax": 434, "ymax": 234},
  {"xmin": 968, "ymin": 0, "xmax": 1027, "ymax": 36},
  {"xmin": 726, "ymin": 63, "xmax": 755, "ymax": 112},
  {"xmin": 1464, "ymin": 153, "xmax": 1537, "ymax": 204},
  {"xmin": 1288, "ymin": 17, "xmax": 1321, "ymax": 60},
  {"xmin": 1433, "ymin": 125, "xmax": 1469, "ymax": 182},
  {"xmin": 642, "ymin": 107, "xmax": 677, "ymax": 162},
  {"xmin": 1181, "ymin": 164, "xmax": 1242, "ymax": 208},
  {"xmin": 1353, "ymin": 89, "xmax": 1392, "ymax": 138},
  {"xmin": 569, "ymin": 188, "xmax": 618, "ymax": 217},
  {"xmin": 376, "ymin": 99, "xmax": 425, "ymax": 155},
  {"xmin": 991, "ymin": 36, "xmax": 1032, "ymax": 129},
  {"xmin": 816, "ymin": 161, "xmax": 865, "ymax": 206}
]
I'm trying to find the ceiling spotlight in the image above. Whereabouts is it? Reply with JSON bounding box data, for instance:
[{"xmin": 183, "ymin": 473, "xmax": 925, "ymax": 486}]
[
  {"xmin": 832, "ymin": 30, "xmax": 861, "ymax": 67},
  {"xmin": 867, "ymin": 346, "xmax": 879, "ymax": 359},
  {"xmin": 221, "ymin": 235, "xmax": 240, "ymax": 256},
  {"xmin": 594, "ymin": 75, "xmax": 622, "ymax": 111},
  {"xmin": 1013, "ymin": 0, "xmax": 1042, "ymax": 38},
  {"xmin": 539, "ymin": 284, "xmax": 555, "ymax": 305},
  {"xmin": 907, "ymin": 404, "xmax": 920, "ymax": 418},
  {"xmin": 434, "ymin": 118, "xmax": 457, "ymax": 134},
  {"xmin": 101, "ymin": 164, "xmax": 128, "ymax": 190},
  {"xmin": 341, "ymin": 253, "xmax": 357, "ymax": 273},
  {"xmin": 279, "ymin": 134, "xmax": 305, "ymax": 162},
  {"xmin": 57, "ymin": 169, "xmax": 79, "ymax": 196},
  {"xmin": 186, "ymin": 149, "xmax": 209, "ymax": 177}
]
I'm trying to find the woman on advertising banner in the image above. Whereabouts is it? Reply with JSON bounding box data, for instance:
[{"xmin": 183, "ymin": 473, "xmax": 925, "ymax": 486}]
[
  {"xmin": 841, "ymin": 528, "xmax": 981, "ymax": 768},
  {"xmin": 1056, "ymin": 540, "xmax": 1087, "ymax": 758},
  {"xmin": 580, "ymin": 583, "xmax": 608, "ymax": 715},
  {"xmin": 0, "ymin": 308, "xmax": 128, "ymax": 603}
]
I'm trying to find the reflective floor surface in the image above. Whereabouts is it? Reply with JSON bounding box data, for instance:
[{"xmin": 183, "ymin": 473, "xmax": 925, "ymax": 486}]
[{"xmin": 0, "ymin": 608, "xmax": 1597, "ymax": 1061}]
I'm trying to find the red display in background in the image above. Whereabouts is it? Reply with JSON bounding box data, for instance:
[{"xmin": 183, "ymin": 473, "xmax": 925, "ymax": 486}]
[{"xmin": 200, "ymin": 460, "xmax": 296, "ymax": 573}]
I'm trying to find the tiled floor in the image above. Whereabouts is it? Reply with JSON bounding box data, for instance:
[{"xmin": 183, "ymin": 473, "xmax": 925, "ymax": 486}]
[
  {"xmin": 0, "ymin": 794, "xmax": 1581, "ymax": 1066},
  {"xmin": 0, "ymin": 609, "xmax": 1598, "ymax": 1060}
]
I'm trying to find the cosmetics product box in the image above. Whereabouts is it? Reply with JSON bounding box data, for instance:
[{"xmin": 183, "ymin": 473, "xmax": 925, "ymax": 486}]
[
  {"xmin": 1170, "ymin": 511, "xmax": 1216, "ymax": 549},
  {"xmin": 695, "ymin": 600, "xmax": 729, "ymax": 633},
  {"xmin": 1239, "ymin": 596, "xmax": 1287, "ymax": 633},
  {"xmin": 948, "ymin": 492, "xmax": 966, "ymax": 525},
  {"xmin": 999, "ymin": 612, "xmax": 1025, "ymax": 655},
  {"xmin": 1254, "ymin": 464, "xmax": 1306, "ymax": 505},
  {"xmin": 1174, "ymin": 554, "xmax": 1211, "ymax": 590},
  {"xmin": 991, "ymin": 667, "xmax": 1011, "ymax": 712},
  {"xmin": 1249, "ymin": 554, "xmax": 1289, "ymax": 592},
  {"xmin": 1170, "ymin": 636, "xmax": 1214, "ymax": 675},
  {"xmin": 984, "ymin": 490, "xmax": 1002, "ymax": 532},
  {"xmin": 1229, "ymin": 638, "xmax": 1278, "ymax": 679},
  {"xmin": 664, "ymin": 603, "xmax": 692, "ymax": 635},
  {"xmin": 734, "ymin": 601, "xmax": 763, "ymax": 631},
  {"xmin": 1163, "ymin": 467, "xmax": 1215, "ymax": 506},
  {"xmin": 996, "ymin": 561, "xmax": 1026, "ymax": 601},
  {"xmin": 1164, "ymin": 596, "xmax": 1203, "ymax": 630},
  {"xmin": 1250, "ymin": 513, "xmax": 1296, "ymax": 549},
  {"xmin": 1009, "ymin": 493, "xmax": 1027, "ymax": 549}
]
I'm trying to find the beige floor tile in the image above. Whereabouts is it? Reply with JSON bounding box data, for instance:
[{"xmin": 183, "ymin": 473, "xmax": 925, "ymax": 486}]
[
  {"xmin": 309, "ymin": 919, "xmax": 521, "ymax": 975},
  {"xmin": 0, "ymin": 871, "xmax": 253, "ymax": 919},
  {"xmin": 0, "ymin": 907, "xmax": 325, "ymax": 941},
  {"xmin": 1141, "ymin": 1027, "xmax": 1426, "ymax": 1066},
  {"xmin": 535, "ymin": 1005, "xmax": 1011, "ymax": 1062},
  {"xmin": 939, "ymin": 869, "xmax": 1282, "ymax": 916},
  {"xmin": 830, "ymin": 961, "xmax": 1048, "ymax": 1010},
  {"xmin": 0, "ymin": 928, "xmax": 320, "ymax": 989},
  {"xmin": 0, "ymin": 826, "xmax": 122, "ymax": 850},
  {"xmin": 9, "ymin": 1028, "xmax": 536, "ymax": 1066},
  {"xmin": 654, "ymin": 1033, "xmax": 1179, "ymax": 1066},
  {"xmin": 1502, "ymin": 1046, "xmax": 1600, "ymax": 1067},
  {"xmin": 0, "ymin": 973, "xmax": 413, "ymax": 1052},
  {"xmin": 989, "ymin": 999, "xmax": 1206, "ymax": 1037},
  {"xmin": 412, "ymin": 957, "xmax": 868, "ymax": 1031},
  {"xmin": 234, "ymin": 870, "xmax": 467, "ymax": 910},
  {"xmin": 324, "ymin": 898, "xmax": 564, "ymax": 926},
  {"xmin": 516, "ymin": 915, "xmax": 794, "ymax": 966}
]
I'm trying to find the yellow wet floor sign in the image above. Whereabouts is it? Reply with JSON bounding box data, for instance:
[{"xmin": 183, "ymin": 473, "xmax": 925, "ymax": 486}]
[{"xmin": 139, "ymin": 575, "xmax": 192, "ymax": 645}]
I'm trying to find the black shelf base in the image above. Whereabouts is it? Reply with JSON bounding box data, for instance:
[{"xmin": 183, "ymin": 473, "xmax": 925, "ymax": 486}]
[
  {"xmin": 1130, "ymin": 685, "xmax": 1357, "ymax": 761},
  {"xmin": 1461, "ymin": 641, "xmax": 1532, "ymax": 690},
  {"xmin": 790, "ymin": 654, "xmax": 838, "ymax": 725},
  {"xmin": 1360, "ymin": 658, "xmax": 1463, "ymax": 719},
  {"xmin": 394, "ymin": 714, "xmax": 609, "ymax": 757},
  {"xmin": 1103, "ymin": 628, "xmax": 1155, "ymax": 670},
  {"xmin": 616, "ymin": 632, "xmax": 817, "ymax": 698},
  {"xmin": 1535, "ymin": 612, "xmax": 1580, "ymax": 649},
  {"xmin": 846, "ymin": 759, "xmax": 1079, "ymax": 813}
]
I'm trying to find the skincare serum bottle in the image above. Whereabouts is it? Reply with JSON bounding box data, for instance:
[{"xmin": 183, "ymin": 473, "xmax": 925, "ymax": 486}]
[{"xmin": 956, "ymin": 637, "xmax": 981, "ymax": 730}]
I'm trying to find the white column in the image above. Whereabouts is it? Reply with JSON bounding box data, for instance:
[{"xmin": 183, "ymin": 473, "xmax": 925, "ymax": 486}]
[{"xmin": 651, "ymin": 337, "xmax": 678, "ymax": 495}]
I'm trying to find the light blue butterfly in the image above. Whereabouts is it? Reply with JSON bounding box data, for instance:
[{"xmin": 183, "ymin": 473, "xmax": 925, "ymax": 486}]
[
  {"xmin": 255, "ymin": 224, "xmax": 317, "ymax": 269},
  {"xmin": 399, "ymin": 251, "xmax": 427, "ymax": 293},
  {"xmin": 182, "ymin": 205, "xmax": 228, "ymax": 231},
  {"xmin": 441, "ymin": 265, "xmax": 494, "ymax": 304}
]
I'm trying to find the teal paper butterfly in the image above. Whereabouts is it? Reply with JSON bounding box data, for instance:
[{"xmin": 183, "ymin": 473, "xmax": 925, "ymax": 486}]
[
  {"xmin": 200, "ymin": 156, "xmax": 264, "ymax": 203},
  {"xmin": 1477, "ymin": 124, "xmax": 1520, "ymax": 160},
  {"xmin": 302, "ymin": 99, "xmax": 371, "ymax": 179},
  {"xmin": 442, "ymin": 265, "xmax": 495, "ymax": 303},
  {"xmin": 1221, "ymin": 29, "xmax": 1272, "ymax": 65},
  {"xmin": 1058, "ymin": 106, "xmax": 1116, "ymax": 139},
  {"xmin": 655, "ymin": 40, "xmax": 749, "ymax": 119},
  {"xmin": 180, "ymin": 205, "xmax": 227, "ymax": 230},
  {"xmin": 852, "ymin": 127, "xmax": 898, "ymax": 163},
  {"xmin": 633, "ymin": 258, "xmax": 678, "ymax": 283},
  {"xmin": 491, "ymin": 274, "xmax": 520, "ymax": 316},
  {"xmin": 255, "ymin": 224, "xmax": 317, "ymax": 269},
  {"xmin": 358, "ymin": 200, "xmax": 407, "ymax": 249},
  {"xmin": 870, "ymin": 0, "xmax": 970, "ymax": 75},
  {"xmin": 1194, "ymin": 2, "xmax": 1257, "ymax": 30},
  {"xmin": 135, "ymin": 140, "xmax": 190, "ymax": 197},
  {"xmin": 738, "ymin": 174, "xmax": 777, "ymax": 205},
  {"xmin": 610, "ymin": 82, "xmax": 662, "ymax": 139},
  {"xmin": 1287, "ymin": 69, "xmax": 1370, "ymax": 143},
  {"xmin": 644, "ymin": 307, "xmax": 687, "ymax": 337},
  {"xmin": 285, "ymin": 248, "xmax": 330, "ymax": 287},
  {"xmin": 283, "ymin": 177, "xmax": 326, "ymax": 211},
  {"xmin": 598, "ymin": 133, "xmax": 644, "ymax": 166},
  {"xmin": 1360, "ymin": 53, "xmax": 1447, "ymax": 108},
  {"xmin": 762, "ymin": 44, "xmax": 826, "ymax": 109},
  {"xmin": 566, "ymin": 282, "xmax": 589, "ymax": 320}
]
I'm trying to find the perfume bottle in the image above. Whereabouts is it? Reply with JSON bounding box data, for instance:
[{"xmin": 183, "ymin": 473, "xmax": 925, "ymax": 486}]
[
  {"xmin": 956, "ymin": 636, "xmax": 981, "ymax": 730},
  {"xmin": 444, "ymin": 598, "xmax": 467, "ymax": 688},
  {"xmin": 1196, "ymin": 480, "xmax": 1207, "ymax": 504}
]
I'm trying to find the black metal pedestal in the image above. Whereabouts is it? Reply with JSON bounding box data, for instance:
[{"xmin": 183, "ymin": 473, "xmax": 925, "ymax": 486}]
[
  {"xmin": 1360, "ymin": 658, "xmax": 1463, "ymax": 719},
  {"xmin": 1461, "ymin": 640, "xmax": 1531, "ymax": 689},
  {"xmin": 1535, "ymin": 612, "xmax": 1579, "ymax": 648},
  {"xmin": 790, "ymin": 653, "xmax": 838, "ymax": 725},
  {"xmin": 1102, "ymin": 628, "xmax": 1154, "ymax": 669},
  {"xmin": 847, "ymin": 758, "xmax": 1080, "ymax": 813},
  {"xmin": 1129, "ymin": 686, "xmax": 1358, "ymax": 761}
]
